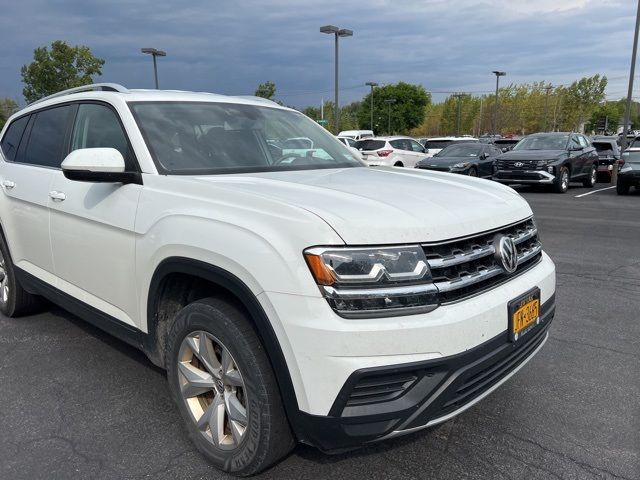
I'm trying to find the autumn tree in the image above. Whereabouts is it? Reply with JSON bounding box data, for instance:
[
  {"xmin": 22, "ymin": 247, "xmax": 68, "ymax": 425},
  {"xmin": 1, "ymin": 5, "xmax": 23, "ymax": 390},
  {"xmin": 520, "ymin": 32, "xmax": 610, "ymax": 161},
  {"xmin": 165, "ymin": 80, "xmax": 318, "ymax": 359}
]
[{"xmin": 0, "ymin": 98, "xmax": 19, "ymax": 129}]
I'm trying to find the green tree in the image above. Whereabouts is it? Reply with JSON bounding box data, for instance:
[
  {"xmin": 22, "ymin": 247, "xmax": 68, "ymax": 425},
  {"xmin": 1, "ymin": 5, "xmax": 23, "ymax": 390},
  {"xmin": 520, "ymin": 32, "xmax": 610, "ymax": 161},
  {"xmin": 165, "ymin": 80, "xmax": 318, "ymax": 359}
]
[
  {"xmin": 254, "ymin": 81, "xmax": 276, "ymax": 100},
  {"xmin": 0, "ymin": 98, "xmax": 19, "ymax": 129},
  {"xmin": 303, "ymin": 100, "xmax": 361, "ymax": 133},
  {"xmin": 585, "ymin": 102, "xmax": 624, "ymax": 134},
  {"xmin": 357, "ymin": 82, "xmax": 431, "ymax": 134},
  {"xmin": 20, "ymin": 40, "xmax": 105, "ymax": 103}
]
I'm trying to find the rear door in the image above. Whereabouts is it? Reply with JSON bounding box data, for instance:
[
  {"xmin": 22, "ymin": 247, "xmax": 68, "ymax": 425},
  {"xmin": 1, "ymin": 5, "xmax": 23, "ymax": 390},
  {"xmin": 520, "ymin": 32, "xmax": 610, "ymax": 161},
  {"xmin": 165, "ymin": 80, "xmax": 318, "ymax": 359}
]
[
  {"xmin": 0, "ymin": 105, "xmax": 74, "ymax": 283},
  {"xmin": 48, "ymin": 102, "xmax": 143, "ymax": 328}
]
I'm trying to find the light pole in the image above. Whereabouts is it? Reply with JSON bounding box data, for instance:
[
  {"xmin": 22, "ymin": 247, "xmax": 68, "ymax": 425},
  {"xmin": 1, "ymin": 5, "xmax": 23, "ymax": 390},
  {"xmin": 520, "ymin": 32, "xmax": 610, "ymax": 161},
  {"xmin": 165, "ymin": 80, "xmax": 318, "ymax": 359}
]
[
  {"xmin": 365, "ymin": 82, "xmax": 378, "ymax": 131},
  {"xmin": 141, "ymin": 48, "xmax": 167, "ymax": 89},
  {"xmin": 543, "ymin": 84, "xmax": 553, "ymax": 132},
  {"xmin": 622, "ymin": 0, "xmax": 640, "ymax": 150},
  {"xmin": 492, "ymin": 70, "xmax": 506, "ymax": 135},
  {"xmin": 385, "ymin": 98, "xmax": 396, "ymax": 134},
  {"xmin": 320, "ymin": 25, "xmax": 353, "ymax": 134},
  {"xmin": 452, "ymin": 93, "xmax": 466, "ymax": 136}
]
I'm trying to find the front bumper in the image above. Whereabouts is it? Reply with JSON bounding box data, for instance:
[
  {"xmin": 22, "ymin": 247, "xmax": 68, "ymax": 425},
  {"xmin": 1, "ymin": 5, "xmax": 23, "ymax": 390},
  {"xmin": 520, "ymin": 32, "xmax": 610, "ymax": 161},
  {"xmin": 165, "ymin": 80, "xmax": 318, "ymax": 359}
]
[
  {"xmin": 493, "ymin": 170, "xmax": 556, "ymax": 184},
  {"xmin": 295, "ymin": 297, "xmax": 554, "ymax": 451}
]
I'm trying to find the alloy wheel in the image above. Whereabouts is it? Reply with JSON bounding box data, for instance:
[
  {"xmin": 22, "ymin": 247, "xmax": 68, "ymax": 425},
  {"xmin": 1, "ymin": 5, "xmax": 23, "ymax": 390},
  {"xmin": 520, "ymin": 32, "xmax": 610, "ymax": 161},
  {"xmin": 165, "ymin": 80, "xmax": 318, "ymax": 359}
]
[
  {"xmin": 177, "ymin": 331, "xmax": 248, "ymax": 450},
  {"xmin": 562, "ymin": 170, "xmax": 569, "ymax": 191}
]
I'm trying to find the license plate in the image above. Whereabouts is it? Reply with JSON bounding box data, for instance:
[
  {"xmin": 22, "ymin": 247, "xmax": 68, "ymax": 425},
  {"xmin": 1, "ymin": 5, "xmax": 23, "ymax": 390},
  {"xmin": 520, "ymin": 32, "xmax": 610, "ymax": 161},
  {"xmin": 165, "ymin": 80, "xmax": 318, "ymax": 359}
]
[{"xmin": 508, "ymin": 288, "xmax": 540, "ymax": 342}]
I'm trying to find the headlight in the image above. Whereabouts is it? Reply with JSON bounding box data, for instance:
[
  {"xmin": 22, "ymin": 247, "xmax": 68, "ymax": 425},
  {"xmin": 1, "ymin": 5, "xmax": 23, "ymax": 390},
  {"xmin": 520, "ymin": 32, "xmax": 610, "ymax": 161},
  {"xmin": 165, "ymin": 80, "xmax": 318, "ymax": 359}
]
[
  {"xmin": 304, "ymin": 245, "xmax": 439, "ymax": 318},
  {"xmin": 452, "ymin": 162, "xmax": 470, "ymax": 169}
]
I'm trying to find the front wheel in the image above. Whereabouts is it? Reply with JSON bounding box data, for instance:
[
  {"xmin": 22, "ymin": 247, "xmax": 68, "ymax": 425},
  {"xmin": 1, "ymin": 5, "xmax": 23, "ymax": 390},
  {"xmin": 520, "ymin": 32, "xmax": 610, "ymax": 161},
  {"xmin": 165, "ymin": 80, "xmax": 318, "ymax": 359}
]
[
  {"xmin": 553, "ymin": 166, "xmax": 570, "ymax": 193},
  {"xmin": 582, "ymin": 163, "xmax": 597, "ymax": 188},
  {"xmin": 467, "ymin": 167, "xmax": 478, "ymax": 177},
  {"xmin": 616, "ymin": 181, "xmax": 630, "ymax": 195},
  {"xmin": 166, "ymin": 298, "xmax": 294, "ymax": 476}
]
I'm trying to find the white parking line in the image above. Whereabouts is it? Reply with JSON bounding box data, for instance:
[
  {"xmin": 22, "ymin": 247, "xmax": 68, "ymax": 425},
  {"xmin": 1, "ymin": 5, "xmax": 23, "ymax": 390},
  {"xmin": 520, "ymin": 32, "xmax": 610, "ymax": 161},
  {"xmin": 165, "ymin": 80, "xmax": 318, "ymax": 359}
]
[{"xmin": 574, "ymin": 186, "xmax": 616, "ymax": 198}]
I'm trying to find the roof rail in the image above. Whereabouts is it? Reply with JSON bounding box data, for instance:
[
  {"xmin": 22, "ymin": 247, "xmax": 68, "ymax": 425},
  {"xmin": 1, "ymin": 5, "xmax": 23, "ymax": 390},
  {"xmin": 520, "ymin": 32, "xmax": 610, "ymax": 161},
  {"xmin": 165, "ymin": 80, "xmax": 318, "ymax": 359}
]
[{"xmin": 29, "ymin": 83, "xmax": 129, "ymax": 106}]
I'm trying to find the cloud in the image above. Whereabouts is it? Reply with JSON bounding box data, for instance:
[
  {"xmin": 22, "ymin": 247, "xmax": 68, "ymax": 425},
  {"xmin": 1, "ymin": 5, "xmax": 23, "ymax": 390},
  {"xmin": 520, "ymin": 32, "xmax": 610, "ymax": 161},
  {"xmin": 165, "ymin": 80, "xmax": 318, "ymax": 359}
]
[{"xmin": 0, "ymin": 0, "xmax": 635, "ymax": 107}]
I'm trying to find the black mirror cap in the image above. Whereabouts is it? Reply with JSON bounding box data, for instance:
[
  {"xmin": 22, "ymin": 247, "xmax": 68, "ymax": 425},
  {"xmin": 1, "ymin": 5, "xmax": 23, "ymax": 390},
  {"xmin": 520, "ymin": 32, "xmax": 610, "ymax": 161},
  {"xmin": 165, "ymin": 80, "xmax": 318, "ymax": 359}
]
[{"xmin": 63, "ymin": 169, "xmax": 143, "ymax": 185}]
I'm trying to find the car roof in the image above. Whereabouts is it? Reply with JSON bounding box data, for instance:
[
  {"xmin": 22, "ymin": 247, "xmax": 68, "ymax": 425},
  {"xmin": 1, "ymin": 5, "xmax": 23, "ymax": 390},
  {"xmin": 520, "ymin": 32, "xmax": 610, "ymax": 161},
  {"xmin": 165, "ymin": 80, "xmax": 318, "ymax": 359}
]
[
  {"xmin": 11, "ymin": 85, "xmax": 293, "ymax": 120},
  {"xmin": 369, "ymin": 136, "xmax": 414, "ymax": 141},
  {"xmin": 425, "ymin": 136, "xmax": 478, "ymax": 141},
  {"xmin": 528, "ymin": 132, "xmax": 573, "ymax": 137}
]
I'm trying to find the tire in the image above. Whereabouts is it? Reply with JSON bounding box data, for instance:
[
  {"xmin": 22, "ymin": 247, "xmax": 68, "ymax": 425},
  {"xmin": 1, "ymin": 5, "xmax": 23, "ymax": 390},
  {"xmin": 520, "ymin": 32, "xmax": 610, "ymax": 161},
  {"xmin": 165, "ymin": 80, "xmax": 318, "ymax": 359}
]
[
  {"xmin": 467, "ymin": 167, "xmax": 478, "ymax": 177},
  {"xmin": 616, "ymin": 181, "xmax": 630, "ymax": 195},
  {"xmin": 0, "ymin": 232, "xmax": 43, "ymax": 317},
  {"xmin": 553, "ymin": 166, "xmax": 570, "ymax": 193},
  {"xmin": 166, "ymin": 298, "xmax": 294, "ymax": 476},
  {"xmin": 393, "ymin": 161, "xmax": 404, "ymax": 167},
  {"xmin": 582, "ymin": 163, "xmax": 597, "ymax": 188}
]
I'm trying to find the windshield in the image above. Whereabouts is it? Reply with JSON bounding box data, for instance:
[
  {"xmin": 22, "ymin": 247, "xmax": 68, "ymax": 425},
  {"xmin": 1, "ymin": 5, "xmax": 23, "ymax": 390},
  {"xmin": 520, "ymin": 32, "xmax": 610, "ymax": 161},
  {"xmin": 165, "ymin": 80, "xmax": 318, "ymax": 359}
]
[
  {"xmin": 438, "ymin": 144, "xmax": 483, "ymax": 157},
  {"xmin": 513, "ymin": 135, "xmax": 569, "ymax": 151},
  {"xmin": 129, "ymin": 102, "xmax": 362, "ymax": 174}
]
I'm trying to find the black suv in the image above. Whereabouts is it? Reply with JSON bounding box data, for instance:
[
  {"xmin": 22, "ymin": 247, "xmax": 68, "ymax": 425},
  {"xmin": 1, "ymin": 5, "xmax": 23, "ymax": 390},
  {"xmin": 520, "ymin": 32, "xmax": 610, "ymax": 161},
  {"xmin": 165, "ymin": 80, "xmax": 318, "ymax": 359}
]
[{"xmin": 493, "ymin": 132, "xmax": 599, "ymax": 193}]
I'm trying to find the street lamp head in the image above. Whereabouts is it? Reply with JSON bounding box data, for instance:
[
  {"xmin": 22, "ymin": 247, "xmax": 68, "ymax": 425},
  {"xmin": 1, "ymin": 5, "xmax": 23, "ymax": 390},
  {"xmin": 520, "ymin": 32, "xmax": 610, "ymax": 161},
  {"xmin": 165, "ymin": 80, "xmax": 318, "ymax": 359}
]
[
  {"xmin": 365, "ymin": 82, "xmax": 379, "ymax": 87},
  {"xmin": 338, "ymin": 28, "xmax": 353, "ymax": 37},
  {"xmin": 320, "ymin": 25, "xmax": 339, "ymax": 34},
  {"xmin": 142, "ymin": 48, "xmax": 167, "ymax": 57},
  {"xmin": 492, "ymin": 70, "xmax": 507, "ymax": 77}
]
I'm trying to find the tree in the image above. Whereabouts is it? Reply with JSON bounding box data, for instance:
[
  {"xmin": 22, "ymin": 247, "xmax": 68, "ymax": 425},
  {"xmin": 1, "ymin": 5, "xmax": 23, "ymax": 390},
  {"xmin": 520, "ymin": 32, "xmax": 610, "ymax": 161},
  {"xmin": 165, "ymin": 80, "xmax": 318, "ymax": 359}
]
[
  {"xmin": 0, "ymin": 98, "xmax": 19, "ymax": 129},
  {"xmin": 302, "ymin": 100, "xmax": 361, "ymax": 133},
  {"xmin": 357, "ymin": 82, "xmax": 431, "ymax": 134},
  {"xmin": 255, "ymin": 81, "xmax": 276, "ymax": 100},
  {"xmin": 20, "ymin": 40, "xmax": 105, "ymax": 103}
]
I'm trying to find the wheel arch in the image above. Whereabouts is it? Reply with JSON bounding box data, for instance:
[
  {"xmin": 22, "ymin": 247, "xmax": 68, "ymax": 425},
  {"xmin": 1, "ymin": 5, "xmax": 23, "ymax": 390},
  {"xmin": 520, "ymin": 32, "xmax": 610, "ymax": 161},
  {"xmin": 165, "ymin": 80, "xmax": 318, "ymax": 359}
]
[{"xmin": 144, "ymin": 256, "xmax": 301, "ymax": 420}]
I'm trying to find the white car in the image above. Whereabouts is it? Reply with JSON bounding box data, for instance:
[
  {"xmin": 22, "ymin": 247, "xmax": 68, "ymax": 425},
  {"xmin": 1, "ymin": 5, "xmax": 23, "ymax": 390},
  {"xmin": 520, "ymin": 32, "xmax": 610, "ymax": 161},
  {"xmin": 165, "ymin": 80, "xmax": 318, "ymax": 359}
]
[
  {"xmin": 337, "ymin": 129, "xmax": 374, "ymax": 140},
  {"xmin": 356, "ymin": 136, "xmax": 428, "ymax": 167},
  {"xmin": 336, "ymin": 136, "xmax": 363, "ymax": 160},
  {"xmin": 0, "ymin": 84, "xmax": 556, "ymax": 476},
  {"xmin": 424, "ymin": 136, "xmax": 479, "ymax": 157}
]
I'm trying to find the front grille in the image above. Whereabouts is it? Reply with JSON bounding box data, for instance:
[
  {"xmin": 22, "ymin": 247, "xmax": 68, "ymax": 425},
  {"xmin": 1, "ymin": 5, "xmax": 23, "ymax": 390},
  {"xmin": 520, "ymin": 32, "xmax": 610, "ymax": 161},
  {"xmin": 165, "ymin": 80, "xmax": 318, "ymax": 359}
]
[
  {"xmin": 497, "ymin": 159, "xmax": 539, "ymax": 170},
  {"xmin": 423, "ymin": 218, "xmax": 542, "ymax": 303},
  {"xmin": 346, "ymin": 372, "xmax": 419, "ymax": 407},
  {"xmin": 434, "ymin": 324, "xmax": 548, "ymax": 418}
]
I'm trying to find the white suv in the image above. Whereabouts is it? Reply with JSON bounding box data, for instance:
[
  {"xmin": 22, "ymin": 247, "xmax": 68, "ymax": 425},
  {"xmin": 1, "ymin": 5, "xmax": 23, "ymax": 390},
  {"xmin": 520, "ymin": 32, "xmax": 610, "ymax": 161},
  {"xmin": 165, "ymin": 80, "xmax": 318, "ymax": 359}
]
[
  {"xmin": 355, "ymin": 136, "xmax": 428, "ymax": 167},
  {"xmin": 0, "ymin": 84, "xmax": 556, "ymax": 476}
]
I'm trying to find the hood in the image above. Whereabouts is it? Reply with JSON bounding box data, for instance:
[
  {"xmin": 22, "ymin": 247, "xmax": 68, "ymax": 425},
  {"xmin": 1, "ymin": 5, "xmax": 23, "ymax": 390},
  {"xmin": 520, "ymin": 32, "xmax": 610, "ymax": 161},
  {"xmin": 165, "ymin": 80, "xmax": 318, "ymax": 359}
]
[
  {"xmin": 184, "ymin": 167, "xmax": 532, "ymax": 245},
  {"xmin": 499, "ymin": 149, "xmax": 566, "ymax": 161},
  {"xmin": 418, "ymin": 156, "xmax": 477, "ymax": 168}
]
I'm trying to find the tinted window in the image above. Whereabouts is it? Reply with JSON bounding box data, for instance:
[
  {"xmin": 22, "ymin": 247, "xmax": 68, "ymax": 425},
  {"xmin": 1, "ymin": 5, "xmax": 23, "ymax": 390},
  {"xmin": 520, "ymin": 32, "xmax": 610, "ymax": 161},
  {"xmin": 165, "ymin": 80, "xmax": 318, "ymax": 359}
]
[
  {"xmin": 1, "ymin": 116, "xmax": 29, "ymax": 161},
  {"xmin": 592, "ymin": 141, "xmax": 616, "ymax": 154},
  {"xmin": 71, "ymin": 103, "xmax": 130, "ymax": 162},
  {"xmin": 356, "ymin": 139, "xmax": 386, "ymax": 151},
  {"xmin": 438, "ymin": 144, "xmax": 483, "ymax": 157},
  {"xmin": 22, "ymin": 105, "xmax": 74, "ymax": 168},
  {"xmin": 424, "ymin": 140, "xmax": 453, "ymax": 150}
]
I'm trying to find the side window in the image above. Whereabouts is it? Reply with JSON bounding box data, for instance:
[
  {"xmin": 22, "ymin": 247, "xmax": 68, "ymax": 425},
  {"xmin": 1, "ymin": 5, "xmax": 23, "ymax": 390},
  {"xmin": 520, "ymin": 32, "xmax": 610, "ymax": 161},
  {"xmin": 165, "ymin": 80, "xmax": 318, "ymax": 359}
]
[
  {"xmin": 1, "ymin": 115, "xmax": 29, "ymax": 161},
  {"xmin": 71, "ymin": 104, "xmax": 134, "ymax": 170},
  {"xmin": 578, "ymin": 135, "xmax": 589, "ymax": 148},
  {"xmin": 22, "ymin": 105, "xmax": 74, "ymax": 168},
  {"xmin": 389, "ymin": 140, "xmax": 402, "ymax": 149},
  {"xmin": 570, "ymin": 136, "xmax": 581, "ymax": 149},
  {"xmin": 409, "ymin": 140, "xmax": 424, "ymax": 152}
]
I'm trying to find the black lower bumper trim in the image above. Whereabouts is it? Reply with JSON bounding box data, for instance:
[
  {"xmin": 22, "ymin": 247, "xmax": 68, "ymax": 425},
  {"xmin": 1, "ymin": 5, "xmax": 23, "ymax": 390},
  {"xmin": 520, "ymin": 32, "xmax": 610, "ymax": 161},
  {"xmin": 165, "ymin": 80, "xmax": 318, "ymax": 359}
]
[{"xmin": 293, "ymin": 295, "xmax": 555, "ymax": 451}]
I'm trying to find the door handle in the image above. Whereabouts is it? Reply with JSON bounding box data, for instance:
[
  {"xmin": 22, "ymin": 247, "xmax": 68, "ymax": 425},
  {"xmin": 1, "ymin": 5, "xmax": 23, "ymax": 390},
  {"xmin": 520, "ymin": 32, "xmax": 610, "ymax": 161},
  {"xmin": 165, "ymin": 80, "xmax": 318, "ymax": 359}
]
[
  {"xmin": 2, "ymin": 180, "xmax": 15, "ymax": 190},
  {"xmin": 49, "ymin": 191, "xmax": 66, "ymax": 202}
]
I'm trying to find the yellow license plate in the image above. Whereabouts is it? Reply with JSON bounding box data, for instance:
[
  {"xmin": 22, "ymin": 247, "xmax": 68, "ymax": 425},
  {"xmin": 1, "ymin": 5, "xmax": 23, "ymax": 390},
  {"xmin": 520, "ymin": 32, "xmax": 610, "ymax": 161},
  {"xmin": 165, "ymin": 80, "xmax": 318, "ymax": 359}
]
[{"xmin": 508, "ymin": 288, "xmax": 541, "ymax": 342}]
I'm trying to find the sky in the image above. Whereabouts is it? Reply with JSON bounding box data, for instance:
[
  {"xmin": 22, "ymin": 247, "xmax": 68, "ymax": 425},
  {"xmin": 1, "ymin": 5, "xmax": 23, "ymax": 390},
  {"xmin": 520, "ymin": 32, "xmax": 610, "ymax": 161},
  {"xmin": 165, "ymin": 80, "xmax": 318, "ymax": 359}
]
[{"xmin": 0, "ymin": 0, "xmax": 637, "ymax": 108}]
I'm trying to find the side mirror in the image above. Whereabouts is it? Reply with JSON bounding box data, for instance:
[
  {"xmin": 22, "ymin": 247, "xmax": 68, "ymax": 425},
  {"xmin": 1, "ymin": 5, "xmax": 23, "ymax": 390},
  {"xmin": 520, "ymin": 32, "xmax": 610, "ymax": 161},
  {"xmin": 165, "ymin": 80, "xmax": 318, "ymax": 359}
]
[
  {"xmin": 424, "ymin": 148, "xmax": 430, "ymax": 154},
  {"xmin": 479, "ymin": 152, "xmax": 488, "ymax": 160},
  {"xmin": 62, "ymin": 148, "xmax": 142, "ymax": 185}
]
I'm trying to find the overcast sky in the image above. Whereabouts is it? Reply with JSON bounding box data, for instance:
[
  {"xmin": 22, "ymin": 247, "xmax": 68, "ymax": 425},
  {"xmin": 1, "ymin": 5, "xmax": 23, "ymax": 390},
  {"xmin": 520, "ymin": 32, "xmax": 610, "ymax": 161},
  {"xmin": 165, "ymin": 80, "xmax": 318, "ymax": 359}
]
[{"xmin": 0, "ymin": 0, "xmax": 637, "ymax": 108}]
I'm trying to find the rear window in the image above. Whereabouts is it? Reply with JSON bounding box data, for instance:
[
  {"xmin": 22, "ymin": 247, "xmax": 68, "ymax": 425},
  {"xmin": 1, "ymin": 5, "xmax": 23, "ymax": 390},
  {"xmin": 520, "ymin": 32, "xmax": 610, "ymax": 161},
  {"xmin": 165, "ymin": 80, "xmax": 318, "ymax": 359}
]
[
  {"xmin": 355, "ymin": 139, "xmax": 385, "ymax": 151},
  {"xmin": 424, "ymin": 140, "xmax": 453, "ymax": 149},
  {"xmin": 494, "ymin": 139, "xmax": 519, "ymax": 146},
  {"xmin": 592, "ymin": 142, "xmax": 615, "ymax": 154},
  {"xmin": 1, "ymin": 115, "xmax": 29, "ymax": 161}
]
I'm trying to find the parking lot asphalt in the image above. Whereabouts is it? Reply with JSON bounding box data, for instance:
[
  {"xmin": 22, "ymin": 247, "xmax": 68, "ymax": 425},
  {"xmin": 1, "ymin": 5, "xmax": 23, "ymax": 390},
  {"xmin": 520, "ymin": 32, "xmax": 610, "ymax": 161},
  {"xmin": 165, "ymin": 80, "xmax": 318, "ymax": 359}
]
[{"xmin": 0, "ymin": 181, "xmax": 638, "ymax": 480}]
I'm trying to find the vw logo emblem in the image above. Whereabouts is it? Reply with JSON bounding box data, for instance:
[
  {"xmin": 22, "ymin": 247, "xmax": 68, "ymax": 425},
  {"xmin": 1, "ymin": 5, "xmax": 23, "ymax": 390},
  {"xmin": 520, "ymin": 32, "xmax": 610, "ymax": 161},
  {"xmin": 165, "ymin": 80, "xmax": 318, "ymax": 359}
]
[
  {"xmin": 514, "ymin": 162, "xmax": 524, "ymax": 167},
  {"xmin": 494, "ymin": 235, "xmax": 518, "ymax": 274}
]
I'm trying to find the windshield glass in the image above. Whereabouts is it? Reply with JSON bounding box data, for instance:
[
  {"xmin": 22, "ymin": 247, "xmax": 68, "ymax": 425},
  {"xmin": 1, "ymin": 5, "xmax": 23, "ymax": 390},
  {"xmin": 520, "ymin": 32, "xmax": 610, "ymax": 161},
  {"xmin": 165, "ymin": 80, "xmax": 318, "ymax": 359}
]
[
  {"xmin": 438, "ymin": 144, "xmax": 483, "ymax": 157},
  {"xmin": 513, "ymin": 135, "xmax": 569, "ymax": 151},
  {"xmin": 129, "ymin": 102, "xmax": 362, "ymax": 174}
]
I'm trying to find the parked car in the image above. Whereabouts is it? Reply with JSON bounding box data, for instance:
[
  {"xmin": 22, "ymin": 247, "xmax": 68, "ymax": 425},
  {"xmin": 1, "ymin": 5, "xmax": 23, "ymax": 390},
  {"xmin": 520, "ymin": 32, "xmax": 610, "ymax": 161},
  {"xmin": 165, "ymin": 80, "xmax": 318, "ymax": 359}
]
[
  {"xmin": 423, "ymin": 136, "xmax": 479, "ymax": 157},
  {"xmin": 415, "ymin": 142, "xmax": 502, "ymax": 178},
  {"xmin": 336, "ymin": 136, "xmax": 363, "ymax": 159},
  {"xmin": 355, "ymin": 136, "xmax": 427, "ymax": 167},
  {"xmin": 337, "ymin": 129, "xmax": 374, "ymax": 140},
  {"xmin": 590, "ymin": 137, "xmax": 620, "ymax": 179},
  {"xmin": 616, "ymin": 148, "xmax": 640, "ymax": 194},
  {"xmin": 415, "ymin": 137, "xmax": 429, "ymax": 146},
  {"xmin": 493, "ymin": 132, "xmax": 599, "ymax": 193},
  {"xmin": 0, "ymin": 83, "xmax": 556, "ymax": 476},
  {"xmin": 493, "ymin": 137, "xmax": 522, "ymax": 152}
]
